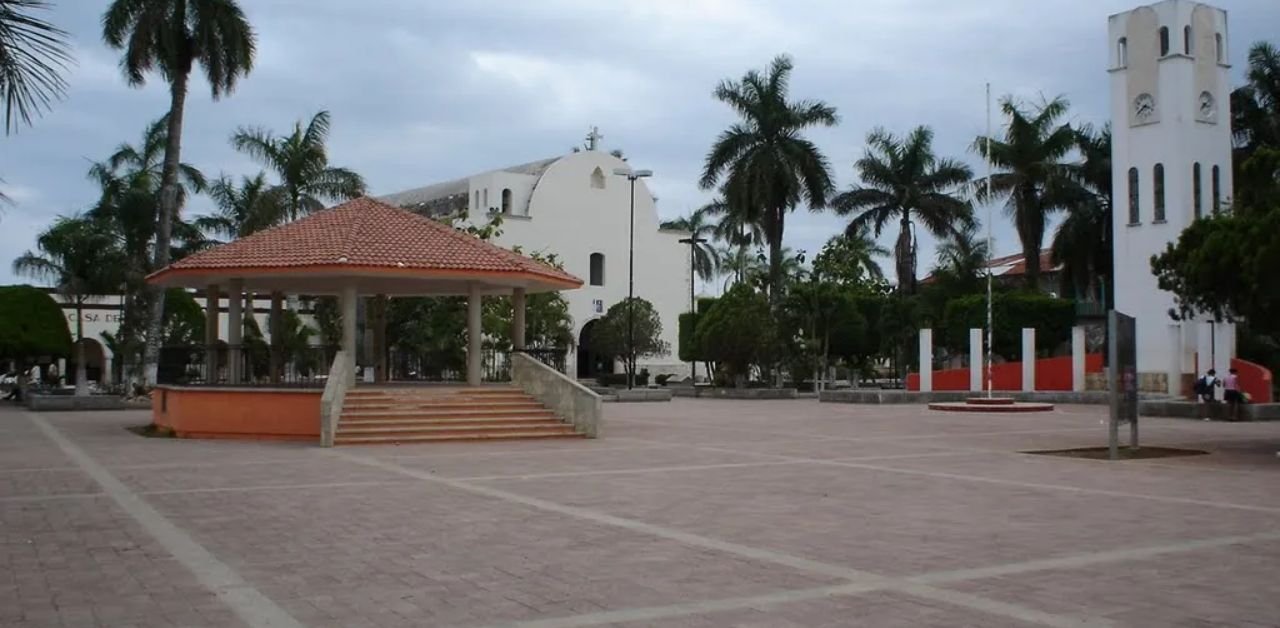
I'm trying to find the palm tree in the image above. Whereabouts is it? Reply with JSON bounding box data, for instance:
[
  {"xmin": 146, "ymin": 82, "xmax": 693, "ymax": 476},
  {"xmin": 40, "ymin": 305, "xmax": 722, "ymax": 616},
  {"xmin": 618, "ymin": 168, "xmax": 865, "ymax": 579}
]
[
  {"xmin": 1231, "ymin": 42, "xmax": 1280, "ymax": 213},
  {"xmin": 699, "ymin": 196, "xmax": 762, "ymax": 285},
  {"xmin": 934, "ymin": 222, "xmax": 990, "ymax": 280},
  {"xmin": 660, "ymin": 206, "xmax": 721, "ymax": 284},
  {"xmin": 1051, "ymin": 124, "xmax": 1112, "ymax": 303},
  {"xmin": 700, "ymin": 55, "xmax": 837, "ymax": 304},
  {"xmin": 103, "ymin": 0, "xmax": 256, "ymax": 384},
  {"xmin": 196, "ymin": 172, "xmax": 274, "ymax": 242},
  {"xmin": 812, "ymin": 225, "xmax": 889, "ymax": 285},
  {"xmin": 973, "ymin": 95, "xmax": 1081, "ymax": 290},
  {"xmin": 1, "ymin": 0, "xmax": 71, "ymax": 134},
  {"xmin": 833, "ymin": 126, "xmax": 974, "ymax": 295},
  {"xmin": 230, "ymin": 110, "xmax": 366, "ymax": 224},
  {"xmin": 13, "ymin": 216, "xmax": 124, "ymax": 394}
]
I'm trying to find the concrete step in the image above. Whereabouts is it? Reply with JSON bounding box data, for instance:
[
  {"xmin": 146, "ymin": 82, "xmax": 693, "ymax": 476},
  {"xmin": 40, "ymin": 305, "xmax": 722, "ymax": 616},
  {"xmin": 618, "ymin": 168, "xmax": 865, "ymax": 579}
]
[
  {"xmin": 339, "ymin": 416, "xmax": 564, "ymax": 429},
  {"xmin": 342, "ymin": 401, "xmax": 545, "ymax": 412},
  {"xmin": 335, "ymin": 430, "xmax": 585, "ymax": 444},
  {"xmin": 342, "ymin": 408, "xmax": 556, "ymax": 420}
]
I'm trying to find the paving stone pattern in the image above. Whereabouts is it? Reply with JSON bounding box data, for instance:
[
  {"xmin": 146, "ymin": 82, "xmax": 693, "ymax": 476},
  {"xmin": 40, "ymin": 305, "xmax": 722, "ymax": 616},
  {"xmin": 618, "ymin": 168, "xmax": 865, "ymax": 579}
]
[{"xmin": 1, "ymin": 400, "xmax": 1278, "ymax": 627}]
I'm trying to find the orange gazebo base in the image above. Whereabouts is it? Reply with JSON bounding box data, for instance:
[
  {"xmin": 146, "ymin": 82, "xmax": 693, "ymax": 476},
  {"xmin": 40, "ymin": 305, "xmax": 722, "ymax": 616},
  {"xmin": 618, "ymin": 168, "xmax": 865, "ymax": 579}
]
[{"xmin": 153, "ymin": 386, "xmax": 321, "ymax": 441}]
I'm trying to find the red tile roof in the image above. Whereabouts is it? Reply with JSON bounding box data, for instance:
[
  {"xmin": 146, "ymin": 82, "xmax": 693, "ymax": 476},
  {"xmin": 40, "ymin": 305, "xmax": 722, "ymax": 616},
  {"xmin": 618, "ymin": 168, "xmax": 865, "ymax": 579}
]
[{"xmin": 148, "ymin": 197, "xmax": 581, "ymax": 288}]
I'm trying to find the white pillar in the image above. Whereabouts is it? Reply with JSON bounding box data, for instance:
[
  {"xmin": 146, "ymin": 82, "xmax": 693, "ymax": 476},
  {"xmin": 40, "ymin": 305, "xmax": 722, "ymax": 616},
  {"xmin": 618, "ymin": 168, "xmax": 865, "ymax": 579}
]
[
  {"xmin": 341, "ymin": 285, "xmax": 357, "ymax": 385},
  {"xmin": 1167, "ymin": 323, "xmax": 1182, "ymax": 397},
  {"xmin": 467, "ymin": 283, "xmax": 483, "ymax": 386},
  {"xmin": 1071, "ymin": 326, "xmax": 1086, "ymax": 392},
  {"xmin": 512, "ymin": 288, "xmax": 527, "ymax": 351},
  {"xmin": 968, "ymin": 328, "xmax": 983, "ymax": 392},
  {"xmin": 1021, "ymin": 327, "xmax": 1035, "ymax": 392},
  {"xmin": 204, "ymin": 284, "xmax": 219, "ymax": 383},
  {"xmin": 227, "ymin": 279, "xmax": 243, "ymax": 384},
  {"xmin": 918, "ymin": 328, "xmax": 933, "ymax": 392},
  {"xmin": 101, "ymin": 356, "xmax": 113, "ymax": 385},
  {"xmin": 1195, "ymin": 320, "xmax": 1213, "ymax": 377},
  {"xmin": 57, "ymin": 358, "xmax": 66, "ymax": 385},
  {"xmin": 1215, "ymin": 321, "xmax": 1236, "ymax": 376}
]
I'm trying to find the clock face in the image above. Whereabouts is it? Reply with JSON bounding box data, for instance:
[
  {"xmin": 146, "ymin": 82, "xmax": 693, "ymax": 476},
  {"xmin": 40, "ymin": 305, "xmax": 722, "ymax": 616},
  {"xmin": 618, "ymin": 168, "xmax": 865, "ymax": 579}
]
[
  {"xmin": 1198, "ymin": 91, "xmax": 1216, "ymax": 120},
  {"xmin": 1133, "ymin": 93, "xmax": 1156, "ymax": 122}
]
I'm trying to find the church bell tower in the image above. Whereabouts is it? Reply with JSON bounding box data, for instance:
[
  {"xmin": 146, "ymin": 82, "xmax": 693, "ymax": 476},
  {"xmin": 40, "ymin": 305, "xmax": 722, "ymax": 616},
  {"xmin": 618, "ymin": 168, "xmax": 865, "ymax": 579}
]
[{"xmin": 1108, "ymin": 0, "xmax": 1234, "ymax": 393}]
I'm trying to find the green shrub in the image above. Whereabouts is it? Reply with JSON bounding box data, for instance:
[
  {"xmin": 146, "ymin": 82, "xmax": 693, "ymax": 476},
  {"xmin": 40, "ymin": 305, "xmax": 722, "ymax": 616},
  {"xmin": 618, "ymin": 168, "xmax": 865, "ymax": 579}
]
[
  {"xmin": 0, "ymin": 285, "xmax": 72, "ymax": 362},
  {"xmin": 943, "ymin": 292, "xmax": 1075, "ymax": 360}
]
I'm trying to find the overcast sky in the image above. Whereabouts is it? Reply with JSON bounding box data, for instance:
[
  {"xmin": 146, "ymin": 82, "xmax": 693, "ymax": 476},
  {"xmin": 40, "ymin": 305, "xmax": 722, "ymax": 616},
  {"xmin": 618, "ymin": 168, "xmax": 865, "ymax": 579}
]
[{"xmin": 1, "ymin": 0, "xmax": 1277, "ymax": 288}]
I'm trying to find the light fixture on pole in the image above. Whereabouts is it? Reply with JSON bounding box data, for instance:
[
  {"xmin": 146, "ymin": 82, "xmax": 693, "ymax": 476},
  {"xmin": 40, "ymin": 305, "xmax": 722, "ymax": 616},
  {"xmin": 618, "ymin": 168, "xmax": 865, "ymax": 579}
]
[
  {"xmin": 614, "ymin": 167, "xmax": 653, "ymax": 390},
  {"xmin": 678, "ymin": 235, "xmax": 708, "ymax": 383}
]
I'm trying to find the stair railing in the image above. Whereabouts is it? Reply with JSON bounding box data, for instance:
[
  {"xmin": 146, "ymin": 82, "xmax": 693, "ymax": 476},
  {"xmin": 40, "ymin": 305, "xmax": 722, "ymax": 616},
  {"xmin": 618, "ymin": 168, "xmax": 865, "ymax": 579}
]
[
  {"xmin": 319, "ymin": 351, "xmax": 352, "ymax": 447},
  {"xmin": 511, "ymin": 352, "xmax": 601, "ymax": 437}
]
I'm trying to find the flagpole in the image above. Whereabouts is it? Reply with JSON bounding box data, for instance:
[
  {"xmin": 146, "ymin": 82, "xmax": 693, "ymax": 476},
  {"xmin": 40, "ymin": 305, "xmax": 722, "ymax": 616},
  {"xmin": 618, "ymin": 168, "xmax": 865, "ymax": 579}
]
[{"xmin": 985, "ymin": 83, "xmax": 995, "ymax": 399}]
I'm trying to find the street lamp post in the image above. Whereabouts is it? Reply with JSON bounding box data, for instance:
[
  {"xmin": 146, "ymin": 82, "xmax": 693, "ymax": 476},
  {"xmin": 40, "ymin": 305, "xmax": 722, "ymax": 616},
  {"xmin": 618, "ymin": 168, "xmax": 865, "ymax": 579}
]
[
  {"xmin": 678, "ymin": 236, "xmax": 707, "ymax": 383},
  {"xmin": 614, "ymin": 167, "xmax": 653, "ymax": 390}
]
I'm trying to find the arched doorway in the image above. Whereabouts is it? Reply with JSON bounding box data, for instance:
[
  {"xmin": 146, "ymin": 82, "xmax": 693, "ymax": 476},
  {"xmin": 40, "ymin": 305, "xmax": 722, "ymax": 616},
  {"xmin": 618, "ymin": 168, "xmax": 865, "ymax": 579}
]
[
  {"xmin": 69, "ymin": 338, "xmax": 106, "ymax": 385},
  {"xmin": 576, "ymin": 319, "xmax": 614, "ymax": 379}
]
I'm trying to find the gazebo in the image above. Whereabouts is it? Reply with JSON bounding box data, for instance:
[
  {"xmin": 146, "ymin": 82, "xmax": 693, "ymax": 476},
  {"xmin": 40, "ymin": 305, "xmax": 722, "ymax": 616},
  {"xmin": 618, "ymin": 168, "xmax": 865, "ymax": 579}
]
[{"xmin": 146, "ymin": 197, "xmax": 587, "ymax": 444}]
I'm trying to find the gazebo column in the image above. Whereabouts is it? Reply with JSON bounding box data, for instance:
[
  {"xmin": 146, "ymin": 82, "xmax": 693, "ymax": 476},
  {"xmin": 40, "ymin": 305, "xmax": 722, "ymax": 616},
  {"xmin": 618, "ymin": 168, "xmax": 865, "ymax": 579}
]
[
  {"xmin": 269, "ymin": 292, "xmax": 283, "ymax": 384},
  {"xmin": 512, "ymin": 288, "xmax": 527, "ymax": 351},
  {"xmin": 341, "ymin": 285, "xmax": 358, "ymax": 385},
  {"xmin": 204, "ymin": 284, "xmax": 219, "ymax": 383},
  {"xmin": 467, "ymin": 283, "xmax": 483, "ymax": 386},
  {"xmin": 227, "ymin": 279, "xmax": 244, "ymax": 384}
]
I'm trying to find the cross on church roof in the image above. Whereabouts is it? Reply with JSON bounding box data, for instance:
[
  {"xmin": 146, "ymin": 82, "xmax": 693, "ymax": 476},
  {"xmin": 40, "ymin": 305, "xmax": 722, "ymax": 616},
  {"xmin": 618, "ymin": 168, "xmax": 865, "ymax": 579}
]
[{"xmin": 585, "ymin": 126, "xmax": 603, "ymax": 151}]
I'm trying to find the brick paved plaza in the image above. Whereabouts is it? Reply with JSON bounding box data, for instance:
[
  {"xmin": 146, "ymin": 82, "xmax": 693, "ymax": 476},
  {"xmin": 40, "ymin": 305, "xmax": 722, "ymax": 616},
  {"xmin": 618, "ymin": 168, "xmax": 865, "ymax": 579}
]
[{"xmin": 2, "ymin": 400, "xmax": 1279, "ymax": 627}]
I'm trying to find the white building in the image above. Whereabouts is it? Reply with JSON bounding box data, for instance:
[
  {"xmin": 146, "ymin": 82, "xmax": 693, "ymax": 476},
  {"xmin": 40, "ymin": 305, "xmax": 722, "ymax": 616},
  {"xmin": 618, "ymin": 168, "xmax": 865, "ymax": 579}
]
[
  {"xmin": 382, "ymin": 139, "xmax": 690, "ymax": 379},
  {"xmin": 1109, "ymin": 0, "xmax": 1235, "ymax": 393}
]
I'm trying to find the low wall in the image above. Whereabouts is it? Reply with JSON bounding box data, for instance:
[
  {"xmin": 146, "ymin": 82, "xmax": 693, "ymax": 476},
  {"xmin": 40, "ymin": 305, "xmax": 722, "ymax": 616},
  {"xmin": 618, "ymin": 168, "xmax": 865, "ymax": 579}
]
[
  {"xmin": 821, "ymin": 389, "xmax": 1134, "ymax": 405},
  {"xmin": 1139, "ymin": 400, "xmax": 1280, "ymax": 421},
  {"xmin": 153, "ymin": 386, "xmax": 321, "ymax": 441},
  {"xmin": 26, "ymin": 394, "xmax": 127, "ymax": 412},
  {"xmin": 611, "ymin": 389, "xmax": 674, "ymax": 403},
  {"xmin": 672, "ymin": 387, "xmax": 799, "ymax": 400},
  {"xmin": 907, "ymin": 354, "xmax": 1104, "ymax": 392},
  {"xmin": 512, "ymin": 353, "xmax": 601, "ymax": 438}
]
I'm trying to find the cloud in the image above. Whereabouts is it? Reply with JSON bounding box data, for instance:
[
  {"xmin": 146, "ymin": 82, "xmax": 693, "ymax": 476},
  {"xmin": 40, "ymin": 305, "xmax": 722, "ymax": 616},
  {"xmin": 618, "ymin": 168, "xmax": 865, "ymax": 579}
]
[{"xmin": 2, "ymin": 0, "xmax": 1279, "ymax": 288}]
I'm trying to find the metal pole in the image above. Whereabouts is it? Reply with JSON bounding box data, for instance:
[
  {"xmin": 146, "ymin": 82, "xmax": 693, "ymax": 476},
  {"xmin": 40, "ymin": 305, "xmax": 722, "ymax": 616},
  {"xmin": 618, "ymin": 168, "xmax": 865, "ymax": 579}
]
[
  {"xmin": 628, "ymin": 177, "xmax": 636, "ymax": 390},
  {"xmin": 689, "ymin": 241, "xmax": 696, "ymax": 382},
  {"xmin": 985, "ymin": 82, "xmax": 995, "ymax": 399}
]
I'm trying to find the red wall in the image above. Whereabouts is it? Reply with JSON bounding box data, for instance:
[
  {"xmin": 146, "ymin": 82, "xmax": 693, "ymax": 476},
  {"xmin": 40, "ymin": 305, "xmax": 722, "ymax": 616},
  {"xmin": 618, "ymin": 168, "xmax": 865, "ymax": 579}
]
[
  {"xmin": 153, "ymin": 386, "xmax": 321, "ymax": 441},
  {"xmin": 907, "ymin": 354, "xmax": 1103, "ymax": 392},
  {"xmin": 1231, "ymin": 358, "xmax": 1273, "ymax": 404}
]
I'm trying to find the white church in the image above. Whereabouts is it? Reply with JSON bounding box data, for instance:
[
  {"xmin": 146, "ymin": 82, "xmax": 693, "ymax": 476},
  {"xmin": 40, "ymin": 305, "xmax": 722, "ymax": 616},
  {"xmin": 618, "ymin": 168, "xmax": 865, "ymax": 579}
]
[
  {"xmin": 1109, "ymin": 0, "xmax": 1236, "ymax": 393},
  {"xmin": 380, "ymin": 133, "xmax": 691, "ymax": 379}
]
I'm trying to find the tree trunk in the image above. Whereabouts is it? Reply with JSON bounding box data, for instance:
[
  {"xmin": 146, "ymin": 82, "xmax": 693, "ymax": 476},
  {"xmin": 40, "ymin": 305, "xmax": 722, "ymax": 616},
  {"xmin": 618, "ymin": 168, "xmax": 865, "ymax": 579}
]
[
  {"xmin": 75, "ymin": 301, "xmax": 88, "ymax": 396},
  {"xmin": 141, "ymin": 72, "xmax": 191, "ymax": 386},
  {"xmin": 1020, "ymin": 193, "xmax": 1042, "ymax": 290},
  {"xmin": 767, "ymin": 208, "xmax": 784, "ymax": 306},
  {"xmin": 896, "ymin": 216, "xmax": 915, "ymax": 295}
]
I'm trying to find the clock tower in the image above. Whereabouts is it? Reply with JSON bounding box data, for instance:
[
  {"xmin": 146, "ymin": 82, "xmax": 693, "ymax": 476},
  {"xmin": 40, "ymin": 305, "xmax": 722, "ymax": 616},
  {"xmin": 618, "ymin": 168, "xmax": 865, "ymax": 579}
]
[{"xmin": 1108, "ymin": 0, "xmax": 1234, "ymax": 394}]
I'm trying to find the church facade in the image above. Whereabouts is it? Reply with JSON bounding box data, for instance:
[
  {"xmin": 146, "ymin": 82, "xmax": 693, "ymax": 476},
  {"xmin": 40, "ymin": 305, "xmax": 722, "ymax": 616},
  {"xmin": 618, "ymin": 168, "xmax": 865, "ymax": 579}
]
[
  {"xmin": 1109, "ymin": 0, "xmax": 1235, "ymax": 392},
  {"xmin": 382, "ymin": 145, "xmax": 691, "ymax": 379}
]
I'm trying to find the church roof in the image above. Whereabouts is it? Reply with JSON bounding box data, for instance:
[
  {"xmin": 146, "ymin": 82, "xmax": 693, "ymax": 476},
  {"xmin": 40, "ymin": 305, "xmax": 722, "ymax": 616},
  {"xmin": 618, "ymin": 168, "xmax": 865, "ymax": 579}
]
[
  {"xmin": 379, "ymin": 156, "xmax": 560, "ymax": 213},
  {"xmin": 147, "ymin": 197, "xmax": 582, "ymax": 292}
]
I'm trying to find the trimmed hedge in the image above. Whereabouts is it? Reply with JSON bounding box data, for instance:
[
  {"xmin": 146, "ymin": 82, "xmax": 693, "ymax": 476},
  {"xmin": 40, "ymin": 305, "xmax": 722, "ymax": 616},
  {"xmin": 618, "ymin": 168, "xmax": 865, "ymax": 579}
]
[
  {"xmin": 943, "ymin": 292, "xmax": 1075, "ymax": 360},
  {"xmin": 0, "ymin": 285, "xmax": 72, "ymax": 362}
]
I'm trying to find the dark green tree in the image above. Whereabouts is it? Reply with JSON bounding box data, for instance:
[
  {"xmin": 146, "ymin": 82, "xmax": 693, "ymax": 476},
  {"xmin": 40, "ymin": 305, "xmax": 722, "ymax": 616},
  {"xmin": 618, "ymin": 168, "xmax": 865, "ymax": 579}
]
[
  {"xmin": 694, "ymin": 284, "xmax": 775, "ymax": 387},
  {"xmin": 591, "ymin": 297, "xmax": 668, "ymax": 384},
  {"xmin": 812, "ymin": 224, "xmax": 888, "ymax": 285},
  {"xmin": 834, "ymin": 126, "xmax": 973, "ymax": 295},
  {"xmin": 0, "ymin": 284, "xmax": 71, "ymax": 364},
  {"xmin": 13, "ymin": 216, "xmax": 125, "ymax": 393},
  {"xmin": 103, "ymin": 0, "xmax": 256, "ymax": 383},
  {"xmin": 700, "ymin": 55, "xmax": 837, "ymax": 304},
  {"xmin": 660, "ymin": 205, "xmax": 721, "ymax": 283},
  {"xmin": 974, "ymin": 95, "xmax": 1082, "ymax": 289},
  {"xmin": 1051, "ymin": 124, "xmax": 1112, "ymax": 303}
]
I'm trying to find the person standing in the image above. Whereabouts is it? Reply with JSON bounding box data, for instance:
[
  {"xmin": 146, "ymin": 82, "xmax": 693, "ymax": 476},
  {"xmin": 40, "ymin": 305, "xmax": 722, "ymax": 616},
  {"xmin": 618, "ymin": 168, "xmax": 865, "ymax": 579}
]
[
  {"xmin": 1195, "ymin": 368, "xmax": 1219, "ymax": 421},
  {"xmin": 1223, "ymin": 368, "xmax": 1244, "ymax": 421}
]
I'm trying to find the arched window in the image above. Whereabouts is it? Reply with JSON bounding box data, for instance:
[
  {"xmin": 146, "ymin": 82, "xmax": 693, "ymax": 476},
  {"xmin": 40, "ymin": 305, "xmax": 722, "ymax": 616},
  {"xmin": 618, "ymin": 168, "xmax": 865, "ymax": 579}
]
[
  {"xmin": 589, "ymin": 253, "xmax": 605, "ymax": 286},
  {"xmin": 1159, "ymin": 27, "xmax": 1170, "ymax": 56},
  {"xmin": 1153, "ymin": 164, "xmax": 1166, "ymax": 222},
  {"xmin": 1193, "ymin": 163, "xmax": 1203, "ymax": 219},
  {"xmin": 1183, "ymin": 26, "xmax": 1192, "ymax": 55},
  {"xmin": 1117, "ymin": 37, "xmax": 1128, "ymax": 66},
  {"xmin": 501, "ymin": 188, "xmax": 512, "ymax": 214},
  {"xmin": 1215, "ymin": 33, "xmax": 1224, "ymax": 63},
  {"xmin": 474, "ymin": 190, "xmax": 480, "ymax": 211},
  {"xmin": 1211, "ymin": 165, "xmax": 1221, "ymax": 213},
  {"xmin": 590, "ymin": 167, "xmax": 606, "ymax": 190},
  {"xmin": 1128, "ymin": 167, "xmax": 1140, "ymax": 224},
  {"xmin": 482, "ymin": 188, "xmax": 489, "ymax": 211}
]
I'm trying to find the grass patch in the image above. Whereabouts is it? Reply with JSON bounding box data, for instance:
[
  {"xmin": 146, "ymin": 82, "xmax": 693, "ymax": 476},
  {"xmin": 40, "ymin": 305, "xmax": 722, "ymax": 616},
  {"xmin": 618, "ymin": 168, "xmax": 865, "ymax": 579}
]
[
  {"xmin": 1024, "ymin": 446, "xmax": 1209, "ymax": 460},
  {"xmin": 126, "ymin": 424, "xmax": 176, "ymax": 438}
]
